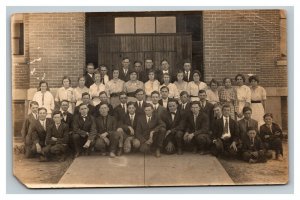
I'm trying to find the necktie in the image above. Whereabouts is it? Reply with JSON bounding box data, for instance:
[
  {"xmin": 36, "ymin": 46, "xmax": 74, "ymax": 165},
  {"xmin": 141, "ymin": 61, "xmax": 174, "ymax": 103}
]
[
  {"xmin": 147, "ymin": 116, "xmax": 151, "ymax": 124},
  {"xmin": 139, "ymin": 102, "xmax": 141, "ymax": 108},
  {"xmin": 130, "ymin": 115, "xmax": 134, "ymax": 126},
  {"xmin": 42, "ymin": 120, "xmax": 46, "ymax": 130},
  {"xmin": 224, "ymin": 118, "xmax": 229, "ymax": 133},
  {"xmin": 194, "ymin": 115, "xmax": 197, "ymax": 127},
  {"xmin": 246, "ymin": 120, "xmax": 249, "ymax": 130},
  {"xmin": 82, "ymin": 116, "xmax": 86, "ymax": 121},
  {"xmin": 103, "ymin": 117, "xmax": 107, "ymax": 130},
  {"xmin": 171, "ymin": 112, "xmax": 175, "ymax": 121},
  {"xmin": 124, "ymin": 69, "xmax": 127, "ymax": 76},
  {"xmin": 42, "ymin": 93, "xmax": 45, "ymax": 106},
  {"xmin": 251, "ymin": 138, "xmax": 254, "ymax": 146}
]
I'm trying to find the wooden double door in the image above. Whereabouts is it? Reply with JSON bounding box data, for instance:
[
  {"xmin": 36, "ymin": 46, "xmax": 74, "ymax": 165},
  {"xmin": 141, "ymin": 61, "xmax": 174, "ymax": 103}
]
[{"xmin": 98, "ymin": 33, "xmax": 192, "ymax": 75}]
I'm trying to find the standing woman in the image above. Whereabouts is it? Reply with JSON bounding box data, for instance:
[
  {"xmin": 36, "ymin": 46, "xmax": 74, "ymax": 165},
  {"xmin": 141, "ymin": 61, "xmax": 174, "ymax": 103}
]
[
  {"xmin": 124, "ymin": 71, "xmax": 144, "ymax": 102},
  {"xmin": 32, "ymin": 80, "xmax": 55, "ymax": 118},
  {"xmin": 55, "ymin": 76, "xmax": 75, "ymax": 114},
  {"xmin": 159, "ymin": 73, "xmax": 179, "ymax": 100},
  {"xmin": 144, "ymin": 69, "xmax": 160, "ymax": 103},
  {"xmin": 74, "ymin": 76, "xmax": 89, "ymax": 106},
  {"xmin": 89, "ymin": 72, "xmax": 106, "ymax": 106},
  {"xmin": 235, "ymin": 74, "xmax": 251, "ymax": 120},
  {"xmin": 206, "ymin": 79, "xmax": 220, "ymax": 105},
  {"xmin": 174, "ymin": 70, "xmax": 188, "ymax": 95},
  {"xmin": 218, "ymin": 77, "xmax": 238, "ymax": 120},
  {"xmin": 105, "ymin": 68, "xmax": 125, "ymax": 108},
  {"xmin": 187, "ymin": 70, "xmax": 207, "ymax": 102},
  {"xmin": 249, "ymin": 75, "xmax": 267, "ymax": 127}
]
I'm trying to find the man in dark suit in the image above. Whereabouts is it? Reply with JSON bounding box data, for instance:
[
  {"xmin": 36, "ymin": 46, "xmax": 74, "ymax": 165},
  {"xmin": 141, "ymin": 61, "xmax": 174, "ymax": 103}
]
[
  {"xmin": 182, "ymin": 60, "xmax": 193, "ymax": 82},
  {"xmin": 113, "ymin": 92, "xmax": 128, "ymax": 122},
  {"xmin": 21, "ymin": 101, "xmax": 39, "ymax": 143},
  {"xmin": 25, "ymin": 107, "xmax": 53, "ymax": 161},
  {"xmin": 94, "ymin": 102, "xmax": 121, "ymax": 158},
  {"xmin": 44, "ymin": 111, "xmax": 69, "ymax": 161},
  {"xmin": 134, "ymin": 89, "xmax": 146, "ymax": 115},
  {"xmin": 184, "ymin": 101, "xmax": 210, "ymax": 154},
  {"xmin": 157, "ymin": 59, "xmax": 174, "ymax": 84},
  {"xmin": 133, "ymin": 60, "xmax": 146, "ymax": 82},
  {"xmin": 94, "ymin": 91, "xmax": 114, "ymax": 117},
  {"xmin": 119, "ymin": 57, "xmax": 131, "ymax": 82},
  {"xmin": 84, "ymin": 63, "xmax": 95, "ymax": 88},
  {"xmin": 151, "ymin": 91, "xmax": 167, "ymax": 117},
  {"xmin": 158, "ymin": 86, "xmax": 170, "ymax": 109},
  {"xmin": 72, "ymin": 103, "xmax": 97, "ymax": 158},
  {"xmin": 135, "ymin": 103, "xmax": 166, "ymax": 157},
  {"xmin": 161, "ymin": 99, "xmax": 186, "ymax": 155},
  {"xmin": 238, "ymin": 107, "xmax": 258, "ymax": 139},
  {"xmin": 60, "ymin": 100, "xmax": 73, "ymax": 130},
  {"xmin": 212, "ymin": 104, "xmax": 240, "ymax": 157},
  {"xmin": 142, "ymin": 58, "xmax": 159, "ymax": 82},
  {"xmin": 74, "ymin": 92, "xmax": 96, "ymax": 117},
  {"xmin": 199, "ymin": 90, "xmax": 214, "ymax": 124},
  {"xmin": 117, "ymin": 102, "xmax": 141, "ymax": 154},
  {"xmin": 178, "ymin": 91, "xmax": 191, "ymax": 114}
]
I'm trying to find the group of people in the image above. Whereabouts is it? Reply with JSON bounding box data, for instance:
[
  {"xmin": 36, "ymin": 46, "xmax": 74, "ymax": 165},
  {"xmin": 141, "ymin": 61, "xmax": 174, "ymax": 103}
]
[{"xmin": 21, "ymin": 58, "xmax": 284, "ymax": 164}]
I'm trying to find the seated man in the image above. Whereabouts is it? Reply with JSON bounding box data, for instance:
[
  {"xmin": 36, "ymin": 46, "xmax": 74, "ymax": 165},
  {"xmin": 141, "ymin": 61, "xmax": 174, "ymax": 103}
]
[
  {"xmin": 134, "ymin": 89, "xmax": 146, "ymax": 115},
  {"xmin": 25, "ymin": 107, "xmax": 53, "ymax": 161},
  {"xmin": 117, "ymin": 101, "xmax": 141, "ymax": 154},
  {"xmin": 238, "ymin": 106, "xmax": 258, "ymax": 139},
  {"xmin": 94, "ymin": 91, "xmax": 114, "ymax": 117},
  {"xmin": 74, "ymin": 92, "xmax": 96, "ymax": 116},
  {"xmin": 135, "ymin": 103, "xmax": 166, "ymax": 157},
  {"xmin": 94, "ymin": 102, "xmax": 121, "ymax": 158},
  {"xmin": 184, "ymin": 101, "xmax": 210, "ymax": 154},
  {"xmin": 113, "ymin": 92, "xmax": 128, "ymax": 122},
  {"xmin": 60, "ymin": 100, "xmax": 73, "ymax": 130},
  {"xmin": 259, "ymin": 113, "xmax": 284, "ymax": 161},
  {"xmin": 161, "ymin": 99, "xmax": 185, "ymax": 155},
  {"xmin": 212, "ymin": 104, "xmax": 240, "ymax": 157},
  {"xmin": 21, "ymin": 101, "xmax": 39, "ymax": 143},
  {"xmin": 198, "ymin": 90, "xmax": 214, "ymax": 123},
  {"xmin": 151, "ymin": 91, "xmax": 167, "ymax": 117},
  {"xmin": 72, "ymin": 103, "xmax": 97, "ymax": 157},
  {"xmin": 158, "ymin": 86, "xmax": 170, "ymax": 109},
  {"xmin": 241, "ymin": 127, "xmax": 267, "ymax": 163},
  {"xmin": 44, "ymin": 111, "xmax": 69, "ymax": 161},
  {"xmin": 178, "ymin": 91, "xmax": 191, "ymax": 114}
]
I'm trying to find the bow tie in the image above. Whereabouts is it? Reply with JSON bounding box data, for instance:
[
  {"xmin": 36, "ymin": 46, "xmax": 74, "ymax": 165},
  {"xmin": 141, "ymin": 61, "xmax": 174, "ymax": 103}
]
[
  {"xmin": 170, "ymin": 112, "xmax": 176, "ymax": 115},
  {"xmin": 82, "ymin": 115, "xmax": 87, "ymax": 119}
]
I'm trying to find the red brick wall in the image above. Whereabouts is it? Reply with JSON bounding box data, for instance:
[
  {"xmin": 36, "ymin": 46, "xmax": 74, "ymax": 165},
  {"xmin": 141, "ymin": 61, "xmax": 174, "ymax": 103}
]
[
  {"xmin": 27, "ymin": 13, "xmax": 86, "ymax": 88},
  {"xmin": 203, "ymin": 10, "xmax": 287, "ymax": 87}
]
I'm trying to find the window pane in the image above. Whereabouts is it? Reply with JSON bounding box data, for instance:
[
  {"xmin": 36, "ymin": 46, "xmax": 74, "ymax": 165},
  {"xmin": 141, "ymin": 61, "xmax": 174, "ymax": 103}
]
[
  {"xmin": 156, "ymin": 16, "xmax": 176, "ymax": 33},
  {"xmin": 136, "ymin": 17, "xmax": 155, "ymax": 33},
  {"xmin": 115, "ymin": 17, "xmax": 134, "ymax": 34}
]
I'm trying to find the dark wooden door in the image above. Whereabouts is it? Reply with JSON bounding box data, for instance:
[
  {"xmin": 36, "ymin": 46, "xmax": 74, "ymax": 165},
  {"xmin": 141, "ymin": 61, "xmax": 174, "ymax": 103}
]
[{"xmin": 98, "ymin": 33, "xmax": 192, "ymax": 75}]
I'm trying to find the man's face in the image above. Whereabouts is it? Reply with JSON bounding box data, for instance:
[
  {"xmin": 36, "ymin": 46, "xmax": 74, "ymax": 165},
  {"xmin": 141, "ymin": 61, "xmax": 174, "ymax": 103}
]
[
  {"xmin": 161, "ymin": 61, "xmax": 169, "ymax": 71},
  {"xmin": 53, "ymin": 114, "xmax": 62, "ymax": 124},
  {"xmin": 213, "ymin": 107, "xmax": 222, "ymax": 117},
  {"xmin": 112, "ymin": 70, "xmax": 119, "ymax": 79},
  {"xmin": 99, "ymin": 94, "xmax": 108, "ymax": 102},
  {"xmin": 122, "ymin": 59, "xmax": 130, "ymax": 68},
  {"xmin": 31, "ymin": 104, "xmax": 39, "ymax": 114},
  {"xmin": 135, "ymin": 91, "xmax": 145, "ymax": 101},
  {"xmin": 87, "ymin": 65, "xmax": 94, "ymax": 74},
  {"xmin": 180, "ymin": 94, "xmax": 189, "ymax": 104},
  {"xmin": 128, "ymin": 105, "xmax": 136, "ymax": 115},
  {"xmin": 151, "ymin": 94, "xmax": 159, "ymax": 104},
  {"xmin": 134, "ymin": 63, "xmax": 142, "ymax": 72},
  {"xmin": 100, "ymin": 67, "xmax": 107, "ymax": 76},
  {"xmin": 199, "ymin": 92, "xmax": 207, "ymax": 101},
  {"xmin": 222, "ymin": 107, "xmax": 231, "ymax": 117},
  {"xmin": 168, "ymin": 102, "xmax": 177, "ymax": 112},
  {"xmin": 38, "ymin": 109, "xmax": 47, "ymax": 121},
  {"xmin": 160, "ymin": 88, "xmax": 169, "ymax": 99},
  {"xmin": 99, "ymin": 105, "xmax": 109, "ymax": 116},
  {"xmin": 145, "ymin": 59, "xmax": 153, "ymax": 69},
  {"xmin": 264, "ymin": 116, "xmax": 273, "ymax": 125},
  {"xmin": 243, "ymin": 110, "xmax": 252, "ymax": 120},
  {"xmin": 82, "ymin": 95, "xmax": 90, "ymax": 105},
  {"xmin": 61, "ymin": 102, "xmax": 69, "ymax": 111},
  {"xmin": 183, "ymin": 63, "xmax": 191, "ymax": 72},
  {"xmin": 79, "ymin": 105, "xmax": 89, "ymax": 116},
  {"xmin": 247, "ymin": 130, "xmax": 257, "ymax": 139},
  {"xmin": 144, "ymin": 106, "xmax": 153, "ymax": 117},
  {"xmin": 148, "ymin": 72, "xmax": 155, "ymax": 80},
  {"xmin": 119, "ymin": 94, "xmax": 128, "ymax": 104},
  {"xmin": 191, "ymin": 104, "xmax": 200, "ymax": 114}
]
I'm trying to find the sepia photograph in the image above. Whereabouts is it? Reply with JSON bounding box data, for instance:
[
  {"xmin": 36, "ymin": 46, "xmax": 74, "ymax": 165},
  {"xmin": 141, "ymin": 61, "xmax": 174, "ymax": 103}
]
[{"xmin": 11, "ymin": 9, "xmax": 288, "ymax": 188}]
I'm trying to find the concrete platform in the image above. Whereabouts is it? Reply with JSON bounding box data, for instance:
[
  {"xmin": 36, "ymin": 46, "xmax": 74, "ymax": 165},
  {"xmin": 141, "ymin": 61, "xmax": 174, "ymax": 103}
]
[{"xmin": 58, "ymin": 153, "xmax": 234, "ymax": 188}]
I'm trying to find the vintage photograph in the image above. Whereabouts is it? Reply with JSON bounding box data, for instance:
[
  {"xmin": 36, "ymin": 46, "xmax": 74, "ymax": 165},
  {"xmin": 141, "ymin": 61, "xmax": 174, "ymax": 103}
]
[{"xmin": 11, "ymin": 9, "xmax": 288, "ymax": 188}]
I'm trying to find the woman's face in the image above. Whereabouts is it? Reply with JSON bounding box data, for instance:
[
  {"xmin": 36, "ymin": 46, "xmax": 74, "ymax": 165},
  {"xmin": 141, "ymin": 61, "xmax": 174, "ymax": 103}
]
[
  {"xmin": 63, "ymin": 79, "xmax": 70, "ymax": 88},
  {"xmin": 163, "ymin": 75, "xmax": 170, "ymax": 84},
  {"xmin": 210, "ymin": 82, "xmax": 218, "ymax": 91},
  {"xmin": 148, "ymin": 72, "xmax": 155, "ymax": 81},
  {"xmin": 113, "ymin": 70, "xmax": 119, "ymax": 79},
  {"xmin": 78, "ymin": 77, "xmax": 85, "ymax": 87},
  {"xmin": 224, "ymin": 79, "xmax": 232, "ymax": 88},
  {"xmin": 236, "ymin": 76, "xmax": 244, "ymax": 86},
  {"xmin": 40, "ymin": 83, "xmax": 47, "ymax": 92},
  {"xmin": 94, "ymin": 74, "xmax": 101, "ymax": 82},
  {"xmin": 251, "ymin": 79, "xmax": 258, "ymax": 87},
  {"xmin": 130, "ymin": 73, "xmax": 137, "ymax": 81},
  {"xmin": 264, "ymin": 116, "xmax": 273, "ymax": 125},
  {"xmin": 177, "ymin": 73, "xmax": 184, "ymax": 81},
  {"xmin": 193, "ymin": 73, "xmax": 200, "ymax": 82}
]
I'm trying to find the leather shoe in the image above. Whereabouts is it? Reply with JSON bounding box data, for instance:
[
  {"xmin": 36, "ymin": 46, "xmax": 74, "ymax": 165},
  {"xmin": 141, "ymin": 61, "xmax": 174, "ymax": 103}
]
[{"xmin": 155, "ymin": 149, "xmax": 161, "ymax": 158}]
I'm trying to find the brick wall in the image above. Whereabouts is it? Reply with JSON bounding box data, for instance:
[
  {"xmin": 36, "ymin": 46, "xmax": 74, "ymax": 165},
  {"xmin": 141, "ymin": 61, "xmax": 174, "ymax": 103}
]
[
  {"xmin": 203, "ymin": 10, "xmax": 287, "ymax": 87},
  {"xmin": 27, "ymin": 13, "xmax": 86, "ymax": 88}
]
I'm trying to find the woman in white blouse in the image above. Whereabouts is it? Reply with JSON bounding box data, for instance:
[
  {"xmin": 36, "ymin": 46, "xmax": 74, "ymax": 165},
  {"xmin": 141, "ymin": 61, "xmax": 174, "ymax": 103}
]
[
  {"xmin": 74, "ymin": 76, "xmax": 89, "ymax": 106},
  {"xmin": 235, "ymin": 74, "xmax": 251, "ymax": 120},
  {"xmin": 206, "ymin": 79, "xmax": 220, "ymax": 105},
  {"xmin": 32, "ymin": 80, "xmax": 55, "ymax": 118},
  {"xmin": 144, "ymin": 69, "xmax": 160, "ymax": 102},
  {"xmin": 187, "ymin": 70, "xmax": 207, "ymax": 102},
  {"xmin": 89, "ymin": 72, "xmax": 106, "ymax": 106},
  {"xmin": 159, "ymin": 73, "xmax": 179, "ymax": 100},
  {"xmin": 55, "ymin": 76, "xmax": 75, "ymax": 114},
  {"xmin": 174, "ymin": 70, "xmax": 188, "ymax": 95}
]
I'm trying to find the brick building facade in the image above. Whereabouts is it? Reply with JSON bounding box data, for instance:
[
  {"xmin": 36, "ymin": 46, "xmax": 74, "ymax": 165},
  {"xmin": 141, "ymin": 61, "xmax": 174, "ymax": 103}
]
[{"xmin": 11, "ymin": 10, "xmax": 288, "ymax": 136}]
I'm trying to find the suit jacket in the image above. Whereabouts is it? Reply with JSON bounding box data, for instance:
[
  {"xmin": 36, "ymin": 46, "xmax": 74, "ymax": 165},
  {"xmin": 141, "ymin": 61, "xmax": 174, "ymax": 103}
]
[
  {"xmin": 113, "ymin": 104, "xmax": 128, "ymax": 123},
  {"xmin": 200, "ymin": 101, "xmax": 214, "ymax": 124},
  {"xmin": 259, "ymin": 123, "xmax": 283, "ymax": 143},
  {"xmin": 212, "ymin": 117, "xmax": 240, "ymax": 143},
  {"xmin": 186, "ymin": 112, "xmax": 209, "ymax": 136},
  {"xmin": 95, "ymin": 115, "xmax": 117, "ymax": 136},
  {"xmin": 183, "ymin": 70, "xmax": 193, "ymax": 82},
  {"xmin": 241, "ymin": 136, "xmax": 264, "ymax": 152},
  {"xmin": 21, "ymin": 113, "xmax": 38, "ymax": 141},
  {"xmin": 74, "ymin": 104, "xmax": 96, "ymax": 117},
  {"xmin": 135, "ymin": 114, "xmax": 166, "ymax": 143},
  {"xmin": 161, "ymin": 110, "xmax": 185, "ymax": 132},
  {"xmin": 72, "ymin": 114, "xmax": 97, "ymax": 140},
  {"xmin": 158, "ymin": 98, "xmax": 170, "ymax": 109},
  {"xmin": 27, "ymin": 118, "xmax": 53, "ymax": 147},
  {"xmin": 178, "ymin": 102, "xmax": 191, "ymax": 115},
  {"xmin": 119, "ymin": 67, "xmax": 131, "ymax": 82},
  {"xmin": 157, "ymin": 70, "xmax": 175, "ymax": 84},
  {"xmin": 119, "ymin": 113, "xmax": 139, "ymax": 135},
  {"xmin": 134, "ymin": 101, "xmax": 147, "ymax": 115},
  {"xmin": 84, "ymin": 73, "xmax": 95, "ymax": 88},
  {"xmin": 45, "ymin": 122, "xmax": 69, "ymax": 145},
  {"xmin": 61, "ymin": 111, "xmax": 73, "ymax": 131},
  {"xmin": 94, "ymin": 103, "xmax": 114, "ymax": 117},
  {"xmin": 153, "ymin": 104, "xmax": 167, "ymax": 119},
  {"xmin": 238, "ymin": 118, "xmax": 258, "ymax": 139}
]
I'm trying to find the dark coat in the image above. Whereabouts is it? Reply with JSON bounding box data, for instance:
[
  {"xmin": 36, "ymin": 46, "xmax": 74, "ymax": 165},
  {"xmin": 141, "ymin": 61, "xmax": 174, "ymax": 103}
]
[
  {"xmin": 183, "ymin": 70, "xmax": 193, "ymax": 82},
  {"xmin": 134, "ymin": 101, "xmax": 147, "ymax": 115},
  {"xmin": 21, "ymin": 113, "xmax": 38, "ymax": 141},
  {"xmin": 153, "ymin": 104, "xmax": 167, "ymax": 119},
  {"xmin": 241, "ymin": 136, "xmax": 264, "ymax": 152},
  {"xmin": 27, "ymin": 118, "xmax": 53, "ymax": 147},
  {"xmin": 84, "ymin": 73, "xmax": 95, "ymax": 88},
  {"xmin": 72, "ymin": 114, "xmax": 97, "ymax": 141},
  {"xmin": 212, "ymin": 117, "xmax": 240, "ymax": 143},
  {"xmin": 238, "ymin": 118, "xmax": 259, "ymax": 139},
  {"xmin": 113, "ymin": 104, "xmax": 128, "ymax": 123},
  {"xmin": 200, "ymin": 101, "xmax": 214, "ymax": 124},
  {"xmin": 160, "ymin": 110, "xmax": 185, "ymax": 132},
  {"xmin": 45, "ymin": 122, "xmax": 69, "ymax": 145},
  {"xmin": 259, "ymin": 123, "xmax": 283, "ymax": 143},
  {"xmin": 94, "ymin": 103, "xmax": 114, "ymax": 117},
  {"xmin": 186, "ymin": 112, "xmax": 210, "ymax": 136},
  {"xmin": 94, "ymin": 115, "xmax": 117, "ymax": 136},
  {"xmin": 74, "ymin": 104, "xmax": 96, "ymax": 117},
  {"xmin": 61, "ymin": 111, "xmax": 73, "ymax": 131},
  {"xmin": 119, "ymin": 67, "xmax": 131, "ymax": 82},
  {"xmin": 118, "ymin": 113, "xmax": 139, "ymax": 135}
]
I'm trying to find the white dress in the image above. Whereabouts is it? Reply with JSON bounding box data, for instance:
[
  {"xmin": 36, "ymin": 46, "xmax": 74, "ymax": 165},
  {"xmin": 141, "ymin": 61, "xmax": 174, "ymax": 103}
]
[
  {"xmin": 32, "ymin": 91, "xmax": 55, "ymax": 118},
  {"xmin": 74, "ymin": 86, "xmax": 89, "ymax": 106},
  {"xmin": 235, "ymin": 85, "xmax": 251, "ymax": 120},
  {"xmin": 187, "ymin": 81, "xmax": 207, "ymax": 101},
  {"xmin": 250, "ymin": 86, "xmax": 267, "ymax": 127},
  {"xmin": 55, "ymin": 87, "xmax": 75, "ymax": 113},
  {"xmin": 89, "ymin": 83, "xmax": 106, "ymax": 106},
  {"xmin": 159, "ymin": 83, "xmax": 179, "ymax": 99}
]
